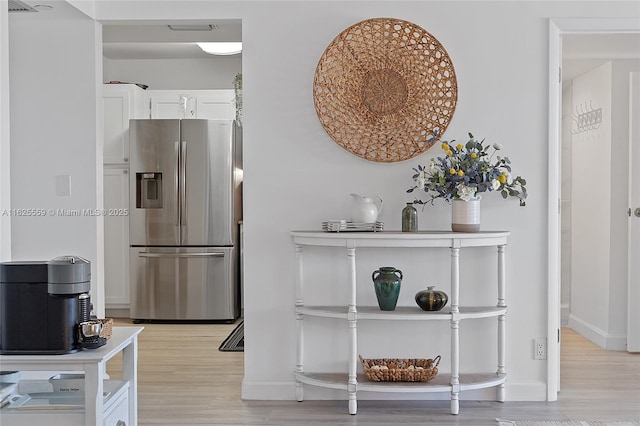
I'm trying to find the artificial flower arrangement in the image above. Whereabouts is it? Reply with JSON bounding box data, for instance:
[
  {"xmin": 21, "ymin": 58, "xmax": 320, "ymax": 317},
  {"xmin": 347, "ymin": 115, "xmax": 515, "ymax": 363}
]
[{"xmin": 407, "ymin": 133, "xmax": 528, "ymax": 206}]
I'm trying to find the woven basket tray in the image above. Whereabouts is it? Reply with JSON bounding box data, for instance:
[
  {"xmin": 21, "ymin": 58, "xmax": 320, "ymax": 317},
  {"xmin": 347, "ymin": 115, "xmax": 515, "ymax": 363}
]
[
  {"xmin": 99, "ymin": 318, "xmax": 113, "ymax": 340},
  {"xmin": 359, "ymin": 355, "xmax": 441, "ymax": 382}
]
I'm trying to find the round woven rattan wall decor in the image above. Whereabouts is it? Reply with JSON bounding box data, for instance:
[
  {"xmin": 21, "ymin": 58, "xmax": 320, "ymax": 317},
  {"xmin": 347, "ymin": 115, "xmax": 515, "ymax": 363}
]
[{"xmin": 313, "ymin": 17, "xmax": 458, "ymax": 162}]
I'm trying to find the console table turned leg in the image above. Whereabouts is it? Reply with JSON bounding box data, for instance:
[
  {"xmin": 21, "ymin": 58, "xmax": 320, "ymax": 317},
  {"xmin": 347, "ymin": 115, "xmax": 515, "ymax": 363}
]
[
  {"xmin": 346, "ymin": 242, "xmax": 358, "ymax": 415},
  {"xmin": 295, "ymin": 312, "xmax": 304, "ymax": 402},
  {"xmin": 450, "ymin": 244, "xmax": 461, "ymax": 415},
  {"xmin": 348, "ymin": 386, "xmax": 358, "ymax": 415},
  {"xmin": 295, "ymin": 244, "xmax": 304, "ymax": 402},
  {"xmin": 450, "ymin": 393, "xmax": 460, "ymax": 415},
  {"xmin": 496, "ymin": 244, "xmax": 507, "ymax": 402}
]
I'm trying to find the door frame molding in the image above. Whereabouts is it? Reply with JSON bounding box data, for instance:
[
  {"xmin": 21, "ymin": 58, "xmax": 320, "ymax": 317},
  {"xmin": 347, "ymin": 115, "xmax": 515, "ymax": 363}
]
[
  {"xmin": 628, "ymin": 72, "xmax": 640, "ymax": 352},
  {"xmin": 547, "ymin": 17, "xmax": 640, "ymax": 401}
]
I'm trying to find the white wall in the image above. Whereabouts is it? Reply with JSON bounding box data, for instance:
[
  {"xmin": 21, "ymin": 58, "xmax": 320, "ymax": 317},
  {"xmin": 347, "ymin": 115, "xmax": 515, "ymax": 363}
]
[
  {"xmin": 104, "ymin": 57, "xmax": 241, "ymax": 90},
  {"xmin": 560, "ymin": 83, "xmax": 573, "ymax": 327},
  {"xmin": 0, "ymin": 3, "xmax": 11, "ymax": 261},
  {"xmin": 8, "ymin": 5, "xmax": 105, "ymax": 317},
  {"xmin": 3, "ymin": 0, "xmax": 639, "ymax": 403},
  {"xmin": 568, "ymin": 63, "xmax": 613, "ymax": 346}
]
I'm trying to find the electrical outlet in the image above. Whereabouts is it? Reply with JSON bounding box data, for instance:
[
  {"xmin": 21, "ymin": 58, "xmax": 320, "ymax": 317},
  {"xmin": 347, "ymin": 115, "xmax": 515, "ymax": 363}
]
[{"xmin": 534, "ymin": 338, "xmax": 547, "ymax": 360}]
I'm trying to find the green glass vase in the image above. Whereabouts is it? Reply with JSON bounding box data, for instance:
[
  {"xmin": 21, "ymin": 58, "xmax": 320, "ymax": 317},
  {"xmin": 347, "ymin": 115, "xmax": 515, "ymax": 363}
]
[
  {"xmin": 402, "ymin": 203, "xmax": 418, "ymax": 232},
  {"xmin": 372, "ymin": 267, "xmax": 403, "ymax": 311}
]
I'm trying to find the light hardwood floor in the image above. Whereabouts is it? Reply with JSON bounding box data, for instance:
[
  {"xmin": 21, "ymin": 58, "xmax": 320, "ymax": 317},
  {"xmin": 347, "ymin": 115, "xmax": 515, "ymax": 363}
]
[{"xmin": 108, "ymin": 320, "xmax": 640, "ymax": 425}]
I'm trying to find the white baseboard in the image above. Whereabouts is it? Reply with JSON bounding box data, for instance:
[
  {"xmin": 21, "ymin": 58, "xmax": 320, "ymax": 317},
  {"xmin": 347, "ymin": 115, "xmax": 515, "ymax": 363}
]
[
  {"xmin": 105, "ymin": 307, "xmax": 130, "ymax": 319},
  {"xmin": 567, "ymin": 314, "xmax": 627, "ymax": 350},
  {"xmin": 241, "ymin": 380, "xmax": 295, "ymax": 400},
  {"xmin": 241, "ymin": 379, "xmax": 547, "ymax": 401}
]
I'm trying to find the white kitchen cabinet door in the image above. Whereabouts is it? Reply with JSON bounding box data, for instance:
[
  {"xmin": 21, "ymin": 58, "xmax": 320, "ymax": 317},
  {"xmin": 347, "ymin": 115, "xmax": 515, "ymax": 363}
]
[
  {"xmin": 150, "ymin": 94, "xmax": 196, "ymax": 119},
  {"xmin": 148, "ymin": 90, "xmax": 236, "ymax": 120},
  {"xmin": 104, "ymin": 167, "xmax": 130, "ymax": 308},
  {"xmin": 103, "ymin": 84, "xmax": 147, "ymax": 164},
  {"xmin": 195, "ymin": 90, "xmax": 235, "ymax": 120}
]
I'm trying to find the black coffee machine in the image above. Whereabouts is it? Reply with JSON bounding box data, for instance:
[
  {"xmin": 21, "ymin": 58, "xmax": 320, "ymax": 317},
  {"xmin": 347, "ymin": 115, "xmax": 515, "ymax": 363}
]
[{"xmin": 0, "ymin": 256, "xmax": 92, "ymax": 355}]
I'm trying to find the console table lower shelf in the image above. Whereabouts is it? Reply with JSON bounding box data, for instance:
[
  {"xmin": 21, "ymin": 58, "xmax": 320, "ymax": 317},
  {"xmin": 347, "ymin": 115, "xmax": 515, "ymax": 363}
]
[{"xmin": 296, "ymin": 372, "xmax": 506, "ymax": 413}]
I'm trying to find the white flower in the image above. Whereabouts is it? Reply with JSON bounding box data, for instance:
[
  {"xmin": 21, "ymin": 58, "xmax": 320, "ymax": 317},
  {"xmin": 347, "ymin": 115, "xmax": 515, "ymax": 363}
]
[
  {"xmin": 493, "ymin": 143, "xmax": 503, "ymax": 150},
  {"xmin": 416, "ymin": 172, "xmax": 426, "ymax": 189},
  {"xmin": 456, "ymin": 184, "xmax": 477, "ymax": 201},
  {"xmin": 491, "ymin": 179, "xmax": 501, "ymax": 191},
  {"xmin": 504, "ymin": 171, "xmax": 513, "ymax": 185},
  {"xmin": 429, "ymin": 158, "xmax": 437, "ymax": 171}
]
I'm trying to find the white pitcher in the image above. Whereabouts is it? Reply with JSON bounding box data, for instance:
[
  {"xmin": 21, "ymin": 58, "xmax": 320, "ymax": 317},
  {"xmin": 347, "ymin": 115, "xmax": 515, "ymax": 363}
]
[{"xmin": 349, "ymin": 193, "xmax": 383, "ymax": 223}]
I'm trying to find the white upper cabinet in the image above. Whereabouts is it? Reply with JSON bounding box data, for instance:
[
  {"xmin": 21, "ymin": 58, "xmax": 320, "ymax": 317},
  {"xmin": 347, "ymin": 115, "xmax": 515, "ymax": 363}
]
[
  {"xmin": 103, "ymin": 84, "xmax": 147, "ymax": 164},
  {"xmin": 196, "ymin": 91, "xmax": 236, "ymax": 120},
  {"xmin": 150, "ymin": 93, "xmax": 197, "ymax": 119},
  {"xmin": 148, "ymin": 90, "xmax": 235, "ymax": 120}
]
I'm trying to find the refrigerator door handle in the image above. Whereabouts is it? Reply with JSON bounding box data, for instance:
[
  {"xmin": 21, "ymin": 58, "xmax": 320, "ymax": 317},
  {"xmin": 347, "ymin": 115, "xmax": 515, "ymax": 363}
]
[
  {"xmin": 138, "ymin": 252, "xmax": 226, "ymax": 258},
  {"xmin": 174, "ymin": 141, "xmax": 180, "ymax": 228},
  {"xmin": 181, "ymin": 140, "xmax": 187, "ymax": 228}
]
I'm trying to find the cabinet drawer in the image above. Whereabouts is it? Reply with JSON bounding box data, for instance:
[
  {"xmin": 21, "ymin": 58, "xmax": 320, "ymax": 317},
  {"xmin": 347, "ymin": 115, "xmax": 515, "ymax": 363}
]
[{"xmin": 103, "ymin": 388, "xmax": 129, "ymax": 426}]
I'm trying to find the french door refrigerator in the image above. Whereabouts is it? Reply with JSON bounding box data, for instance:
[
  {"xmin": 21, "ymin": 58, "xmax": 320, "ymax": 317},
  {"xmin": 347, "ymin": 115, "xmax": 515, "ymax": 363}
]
[{"xmin": 129, "ymin": 119, "xmax": 242, "ymax": 321}]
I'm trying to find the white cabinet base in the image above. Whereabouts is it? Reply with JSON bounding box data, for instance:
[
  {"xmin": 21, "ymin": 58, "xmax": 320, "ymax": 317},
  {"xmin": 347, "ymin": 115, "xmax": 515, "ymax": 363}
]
[
  {"xmin": 1, "ymin": 380, "xmax": 129, "ymax": 426},
  {"xmin": 0, "ymin": 327, "xmax": 142, "ymax": 426}
]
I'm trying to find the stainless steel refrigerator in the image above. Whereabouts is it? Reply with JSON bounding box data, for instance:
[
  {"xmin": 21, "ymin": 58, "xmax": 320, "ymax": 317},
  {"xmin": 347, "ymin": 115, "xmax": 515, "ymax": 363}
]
[{"xmin": 128, "ymin": 119, "xmax": 242, "ymax": 321}]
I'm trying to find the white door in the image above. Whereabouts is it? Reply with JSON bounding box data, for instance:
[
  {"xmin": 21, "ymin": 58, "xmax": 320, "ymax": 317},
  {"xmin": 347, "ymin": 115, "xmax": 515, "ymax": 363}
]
[
  {"xmin": 628, "ymin": 72, "xmax": 640, "ymax": 352},
  {"xmin": 103, "ymin": 84, "xmax": 147, "ymax": 164}
]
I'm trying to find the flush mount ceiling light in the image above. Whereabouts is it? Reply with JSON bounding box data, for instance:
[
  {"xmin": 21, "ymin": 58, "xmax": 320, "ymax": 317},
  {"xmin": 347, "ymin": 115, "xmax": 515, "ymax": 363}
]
[{"xmin": 197, "ymin": 42, "xmax": 242, "ymax": 55}]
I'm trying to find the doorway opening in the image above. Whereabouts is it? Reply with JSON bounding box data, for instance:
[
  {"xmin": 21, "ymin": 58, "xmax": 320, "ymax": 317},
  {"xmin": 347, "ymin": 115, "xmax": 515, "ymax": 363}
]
[
  {"xmin": 100, "ymin": 20, "xmax": 243, "ymax": 319},
  {"xmin": 547, "ymin": 18, "xmax": 640, "ymax": 401}
]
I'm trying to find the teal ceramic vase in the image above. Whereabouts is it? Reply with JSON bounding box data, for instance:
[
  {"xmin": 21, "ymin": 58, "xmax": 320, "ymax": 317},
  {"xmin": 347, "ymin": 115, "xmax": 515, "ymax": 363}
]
[{"xmin": 372, "ymin": 267, "xmax": 403, "ymax": 311}]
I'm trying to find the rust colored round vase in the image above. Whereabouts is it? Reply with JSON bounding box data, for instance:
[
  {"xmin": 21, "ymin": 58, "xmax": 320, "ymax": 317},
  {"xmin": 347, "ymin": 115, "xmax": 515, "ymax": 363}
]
[{"xmin": 415, "ymin": 286, "xmax": 448, "ymax": 311}]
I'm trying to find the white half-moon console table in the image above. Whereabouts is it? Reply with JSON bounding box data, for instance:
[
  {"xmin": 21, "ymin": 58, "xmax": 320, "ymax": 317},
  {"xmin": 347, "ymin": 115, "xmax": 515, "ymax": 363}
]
[
  {"xmin": 290, "ymin": 231, "xmax": 509, "ymax": 415},
  {"xmin": 0, "ymin": 326, "xmax": 143, "ymax": 426}
]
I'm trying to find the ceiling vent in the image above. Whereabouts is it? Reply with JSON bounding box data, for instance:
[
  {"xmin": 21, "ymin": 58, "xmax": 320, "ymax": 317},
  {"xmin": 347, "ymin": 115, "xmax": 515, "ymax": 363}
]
[
  {"xmin": 168, "ymin": 24, "xmax": 218, "ymax": 31},
  {"xmin": 8, "ymin": 0, "xmax": 38, "ymax": 12}
]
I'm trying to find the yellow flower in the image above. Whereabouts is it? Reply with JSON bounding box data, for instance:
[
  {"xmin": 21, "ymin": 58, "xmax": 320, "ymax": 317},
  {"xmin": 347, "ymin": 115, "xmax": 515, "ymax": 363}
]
[
  {"xmin": 456, "ymin": 144, "xmax": 463, "ymax": 150},
  {"xmin": 471, "ymin": 152, "xmax": 477, "ymax": 159},
  {"xmin": 501, "ymin": 170, "xmax": 508, "ymax": 176},
  {"xmin": 449, "ymin": 168, "xmax": 456, "ymax": 174},
  {"xmin": 441, "ymin": 143, "xmax": 449, "ymax": 150},
  {"xmin": 457, "ymin": 170, "xmax": 465, "ymax": 176},
  {"xmin": 498, "ymin": 175, "xmax": 507, "ymax": 183},
  {"xmin": 446, "ymin": 149, "xmax": 453, "ymax": 156}
]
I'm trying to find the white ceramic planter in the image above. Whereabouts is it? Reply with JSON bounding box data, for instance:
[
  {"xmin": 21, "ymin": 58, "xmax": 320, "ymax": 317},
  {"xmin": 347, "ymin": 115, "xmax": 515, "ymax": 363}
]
[{"xmin": 451, "ymin": 198, "xmax": 481, "ymax": 232}]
